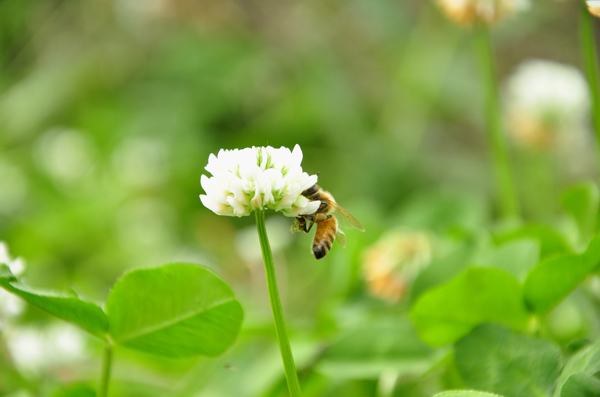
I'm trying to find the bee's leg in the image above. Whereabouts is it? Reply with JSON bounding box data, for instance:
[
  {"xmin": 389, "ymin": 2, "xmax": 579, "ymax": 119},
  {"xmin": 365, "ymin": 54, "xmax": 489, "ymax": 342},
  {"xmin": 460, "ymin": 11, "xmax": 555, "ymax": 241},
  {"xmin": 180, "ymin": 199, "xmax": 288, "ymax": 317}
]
[
  {"xmin": 308, "ymin": 213, "xmax": 330, "ymax": 223},
  {"xmin": 317, "ymin": 201, "xmax": 329, "ymax": 213},
  {"xmin": 301, "ymin": 215, "xmax": 315, "ymax": 232}
]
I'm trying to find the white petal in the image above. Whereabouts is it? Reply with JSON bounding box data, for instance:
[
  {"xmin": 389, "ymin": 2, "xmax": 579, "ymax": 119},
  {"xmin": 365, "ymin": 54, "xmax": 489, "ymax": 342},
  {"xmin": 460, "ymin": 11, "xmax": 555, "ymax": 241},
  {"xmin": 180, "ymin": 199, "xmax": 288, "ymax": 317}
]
[
  {"xmin": 227, "ymin": 196, "xmax": 250, "ymax": 217},
  {"xmin": 200, "ymin": 195, "xmax": 234, "ymax": 216},
  {"xmin": 291, "ymin": 144, "xmax": 303, "ymax": 167},
  {"xmin": 275, "ymin": 190, "xmax": 299, "ymax": 211},
  {"xmin": 250, "ymin": 189, "xmax": 263, "ymax": 209},
  {"xmin": 296, "ymin": 198, "xmax": 321, "ymax": 215},
  {"xmin": 10, "ymin": 258, "xmax": 26, "ymax": 276},
  {"xmin": 229, "ymin": 177, "xmax": 249, "ymax": 205},
  {"xmin": 0, "ymin": 242, "xmax": 10, "ymax": 264},
  {"xmin": 201, "ymin": 175, "xmax": 228, "ymax": 204},
  {"xmin": 298, "ymin": 173, "xmax": 318, "ymax": 192}
]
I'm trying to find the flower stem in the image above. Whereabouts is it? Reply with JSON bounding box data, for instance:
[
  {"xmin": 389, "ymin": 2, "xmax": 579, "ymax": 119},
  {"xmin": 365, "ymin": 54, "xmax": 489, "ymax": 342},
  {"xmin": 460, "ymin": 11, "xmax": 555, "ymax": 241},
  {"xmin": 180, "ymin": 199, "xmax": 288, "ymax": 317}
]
[
  {"xmin": 99, "ymin": 343, "xmax": 113, "ymax": 397},
  {"xmin": 474, "ymin": 23, "xmax": 519, "ymax": 219},
  {"xmin": 581, "ymin": 1, "xmax": 600, "ymax": 177},
  {"xmin": 255, "ymin": 209, "xmax": 302, "ymax": 397}
]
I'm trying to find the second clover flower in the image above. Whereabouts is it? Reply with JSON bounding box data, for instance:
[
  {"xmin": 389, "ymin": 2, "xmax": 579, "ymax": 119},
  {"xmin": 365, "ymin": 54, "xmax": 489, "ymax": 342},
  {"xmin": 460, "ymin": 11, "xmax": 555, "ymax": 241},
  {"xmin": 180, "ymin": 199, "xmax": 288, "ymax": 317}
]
[
  {"xmin": 437, "ymin": 0, "xmax": 529, "ymax": 26},
  {"xmin": 200, "ymin": 145, "xmax": 321, "ymax": 218}
]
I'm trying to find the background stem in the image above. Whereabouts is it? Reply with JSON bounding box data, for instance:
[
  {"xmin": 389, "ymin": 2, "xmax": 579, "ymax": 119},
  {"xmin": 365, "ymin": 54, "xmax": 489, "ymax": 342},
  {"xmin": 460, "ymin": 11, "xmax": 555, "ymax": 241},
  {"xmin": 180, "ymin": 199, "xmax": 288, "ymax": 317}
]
[
  {"xmin": 581, "ymin": 1, "xmax": 600, "ymax": 177},
  {"xmin": 99, "ymin": 343, "xmax": 113, "ymax": 397},
  {"xmin": 255, "ymin": 209, "xmax": 302, "ymax": 397},
  {"xmin": 474, "ymin": 23, "xmax": 520, "ymax": 219}
]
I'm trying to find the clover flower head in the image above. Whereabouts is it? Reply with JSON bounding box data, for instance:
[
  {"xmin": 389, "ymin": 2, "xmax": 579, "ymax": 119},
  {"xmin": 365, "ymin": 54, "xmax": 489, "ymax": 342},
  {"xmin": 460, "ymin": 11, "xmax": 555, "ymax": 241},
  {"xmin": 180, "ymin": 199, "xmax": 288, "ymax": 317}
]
[
  {"xmin": 588, "ymin": 1, "xmax": 600, "ymax": 18},
  {"xmin": 200, "ymin": 145, "xmax": 320, "ymax": 218},
  {"xmin": 363, "ymin": 231, "xmax": 432, "ymax": 303},
  {"xmin": 437, "ymin": 0, "xmax": 530, "ymax": 26},
  {"xmin": 503, "ymin": 59, "xmax": 590, "ymax": 150}
]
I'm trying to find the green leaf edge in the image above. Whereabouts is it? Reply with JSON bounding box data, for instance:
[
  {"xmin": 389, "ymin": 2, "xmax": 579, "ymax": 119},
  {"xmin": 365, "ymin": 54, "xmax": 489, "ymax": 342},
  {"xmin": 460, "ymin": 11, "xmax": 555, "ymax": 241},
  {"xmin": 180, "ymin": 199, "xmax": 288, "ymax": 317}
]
[
  {"xmin": 524, "ymin": 234, "xmax": 600, "ymax": 315},
  {"xmin": 0, "ymin": 264, "xmax": 109, "ymax": 340}
]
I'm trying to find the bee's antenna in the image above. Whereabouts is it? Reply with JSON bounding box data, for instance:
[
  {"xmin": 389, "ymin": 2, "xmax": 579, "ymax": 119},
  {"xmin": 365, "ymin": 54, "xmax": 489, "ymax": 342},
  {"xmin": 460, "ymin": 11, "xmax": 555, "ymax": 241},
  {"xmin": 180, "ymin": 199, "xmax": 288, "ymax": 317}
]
[{"xmin": 316, "ymin": 171, "xmax": 321, "ymax": 176}]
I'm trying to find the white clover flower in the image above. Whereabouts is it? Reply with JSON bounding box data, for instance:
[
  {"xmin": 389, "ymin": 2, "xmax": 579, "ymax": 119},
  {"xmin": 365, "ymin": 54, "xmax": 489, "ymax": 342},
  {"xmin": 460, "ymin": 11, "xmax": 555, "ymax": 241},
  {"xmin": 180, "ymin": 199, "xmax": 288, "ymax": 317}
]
[
  {"xmin": 200, "ymin": 145, "xmax": 320, "ymax": 218},
  {"xmin": 363, "ymin": 230, "xmax": 432, "ymax": 303},
  {"xmin": 589, "ymin": 1, "xmax": 600, "ymax": 18},
  {"xmin": 437, "ymin": 0, "xmax": 530, "ymax": 26},
  {"xmin": 503, "ymin": 59, "xmax": 590, "ymax": 150},
  {"xmin": 6, "ymin": 323, "xmax": 86, "ymax": 374}
]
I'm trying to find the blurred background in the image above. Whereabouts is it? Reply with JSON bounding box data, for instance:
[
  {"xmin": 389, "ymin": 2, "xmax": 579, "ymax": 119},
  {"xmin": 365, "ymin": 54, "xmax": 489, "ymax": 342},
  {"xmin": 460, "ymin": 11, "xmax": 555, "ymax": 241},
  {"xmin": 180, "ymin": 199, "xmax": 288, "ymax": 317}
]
[{"xmin": 0, "ymin": 0, "xmax": 598, "ymax": 396}]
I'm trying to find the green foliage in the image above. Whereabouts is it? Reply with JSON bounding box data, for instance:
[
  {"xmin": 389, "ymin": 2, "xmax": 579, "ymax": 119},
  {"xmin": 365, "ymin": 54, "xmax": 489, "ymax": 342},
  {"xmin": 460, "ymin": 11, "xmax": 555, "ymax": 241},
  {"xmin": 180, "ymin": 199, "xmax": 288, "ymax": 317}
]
[
  {"xmin": 561, "ymin": 182, "xmax": 600, "ymax": 244},
  {"xmin": 455, "ymin": 324, "xmax": 561, "ymax": 397},
  {"xmin": 410, "ymin": 240, "xmax": 478, "ymax": 301},
  {"xmin": 1, "ymin": 0, "xmax": 599, "ymax": 395},
  {"xmin": 316, "ymin": 319, "xmax": 436, "ymax": 379},
  {"xmin": 553, "ymin": 340, "xmax": 600, "ymax": 397},
  {"xmin": 394, "ymin": 191, "xmax": 488, "ymax": 234},
  {"xmin": 524, "ymin": 235, "xmax": 600, "ymax": 315},
  {"xmin": 475, "ymin": 239, "xmax": 539, "ymax": 282},
  {"xmin": 0, "ymin": 264, "xmax": 109, "ymax": 339},
  {"xmin": 106, "ymin": 263, "xmax": 243, "ymax": 357},
  {"xmin": 434, "ymin": 392, "xmax": 505, "ymax": 397},
  {"xmin": 411, "ymin": 268, "xmax": 529, "ymax": 346},
  {"xmin": 50, "ymin": 385, "xmax": 96, "ymax": 397},
  {"xmin": 560, "ymin": 373, "xmax": 600, "ymax": 397},
  {"xmin": 494, "ymin": 225, "xmax": 572, "ymax": 259}
]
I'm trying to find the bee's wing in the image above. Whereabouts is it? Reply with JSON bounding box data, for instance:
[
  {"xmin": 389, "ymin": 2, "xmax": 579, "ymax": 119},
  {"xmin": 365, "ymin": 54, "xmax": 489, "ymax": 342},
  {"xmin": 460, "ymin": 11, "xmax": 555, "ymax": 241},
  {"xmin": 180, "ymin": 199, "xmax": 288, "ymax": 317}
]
[
  {"xmin": 331, "ymin": 202, "xmax": 365, "ymax": 232},
  {"xmin": 336, "ymin": 227, "xmax": 347, "ymax": 248}
]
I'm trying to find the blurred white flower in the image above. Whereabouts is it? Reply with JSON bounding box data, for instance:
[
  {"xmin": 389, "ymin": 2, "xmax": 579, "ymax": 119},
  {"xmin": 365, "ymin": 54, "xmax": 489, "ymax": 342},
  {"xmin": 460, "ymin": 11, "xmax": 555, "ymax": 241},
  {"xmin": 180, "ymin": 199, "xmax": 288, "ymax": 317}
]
[
  {"xmin": 200, "ymin": 145, "xmax": 320, "ymax": 218},
  {"xmin": 112, "ymin": 136, "xmax": 168, "ymax": 189},
  {"xmin": 363, "ymin": 231, "xmax": 432, "ymax": 303},
  {"xmin": 588, "ymin": 1, "xmax": 600, "ymax": 18},
  {"xmin": 116, "ymin": 197, "xmax": 176, "ymax": 253},
  {"xmin": 503, "ymin": 59, "xmax": 590, "ymax": 151},
  {"xmin": 0, "ymin": 241, "xmax": 27, "ymax": 322},
  {"xmin": 35, "ymin": 128, "xmax": 95, "ymax": 185},
  {"xmin": 6, "ymin": 323, "xmax": 86, "ymax": 374},
  {"xmin": 437, "ymin": 0, "xmax": 530, "ymax": 26}
]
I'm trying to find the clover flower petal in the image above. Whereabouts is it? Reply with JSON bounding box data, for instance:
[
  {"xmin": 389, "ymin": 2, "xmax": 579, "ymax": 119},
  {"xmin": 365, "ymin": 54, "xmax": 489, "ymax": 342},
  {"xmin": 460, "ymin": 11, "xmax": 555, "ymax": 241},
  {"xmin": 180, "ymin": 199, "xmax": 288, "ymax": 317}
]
[
  {"xmin": 200, "ymin": 145, "xmax": 319, "ymax": 218},
  {"xmin": 362, "ymin": 231, "xmax": 432, "ymax": 303},
  {"xmin": 589, "ymin": 1, "xmax": 600, "ymax": 18}
]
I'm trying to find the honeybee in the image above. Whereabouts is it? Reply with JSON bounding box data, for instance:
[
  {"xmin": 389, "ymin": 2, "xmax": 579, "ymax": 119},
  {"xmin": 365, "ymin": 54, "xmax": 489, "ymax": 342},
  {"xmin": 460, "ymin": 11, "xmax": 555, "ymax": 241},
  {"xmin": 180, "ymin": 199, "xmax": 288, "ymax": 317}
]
[{"xmin": 291, "ymin": 184, "xmax": 365, "ymax": 259}]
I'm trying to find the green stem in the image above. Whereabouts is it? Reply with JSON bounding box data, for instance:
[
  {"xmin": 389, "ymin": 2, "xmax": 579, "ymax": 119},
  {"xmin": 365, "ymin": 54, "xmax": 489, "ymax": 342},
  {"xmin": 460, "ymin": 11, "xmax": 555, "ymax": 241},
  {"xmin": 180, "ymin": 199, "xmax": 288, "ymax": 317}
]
[
  {"xmin": 474, "ymin": 23, "xmax": 520, "ymax": 219},
  {"xmin": 255, "ymin": 209, "xmax": 302, "ymax": 397},
  {"xmin": 581, "ymin": 1, "xmax": 600, "ymax": 177},
  {"xmin": 99, "ymin": 343, "xmax": 113, "ymax": 397}
]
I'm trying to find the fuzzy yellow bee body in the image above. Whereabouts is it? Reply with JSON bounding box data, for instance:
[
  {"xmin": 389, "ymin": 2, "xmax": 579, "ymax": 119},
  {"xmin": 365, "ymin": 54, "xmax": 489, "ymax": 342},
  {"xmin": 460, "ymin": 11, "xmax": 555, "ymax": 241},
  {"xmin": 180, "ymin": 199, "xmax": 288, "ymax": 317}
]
[{"xmin": 292, "ymin": 184, "xmax": 364, "ymax": 259}]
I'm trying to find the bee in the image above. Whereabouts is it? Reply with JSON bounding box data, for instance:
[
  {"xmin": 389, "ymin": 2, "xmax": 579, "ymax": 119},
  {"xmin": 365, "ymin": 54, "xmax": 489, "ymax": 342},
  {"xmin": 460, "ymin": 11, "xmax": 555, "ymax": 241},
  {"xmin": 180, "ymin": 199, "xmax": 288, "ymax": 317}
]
[{"xmin": 291, "ymin": 184, "xmax": 365, "ymax": 259}]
